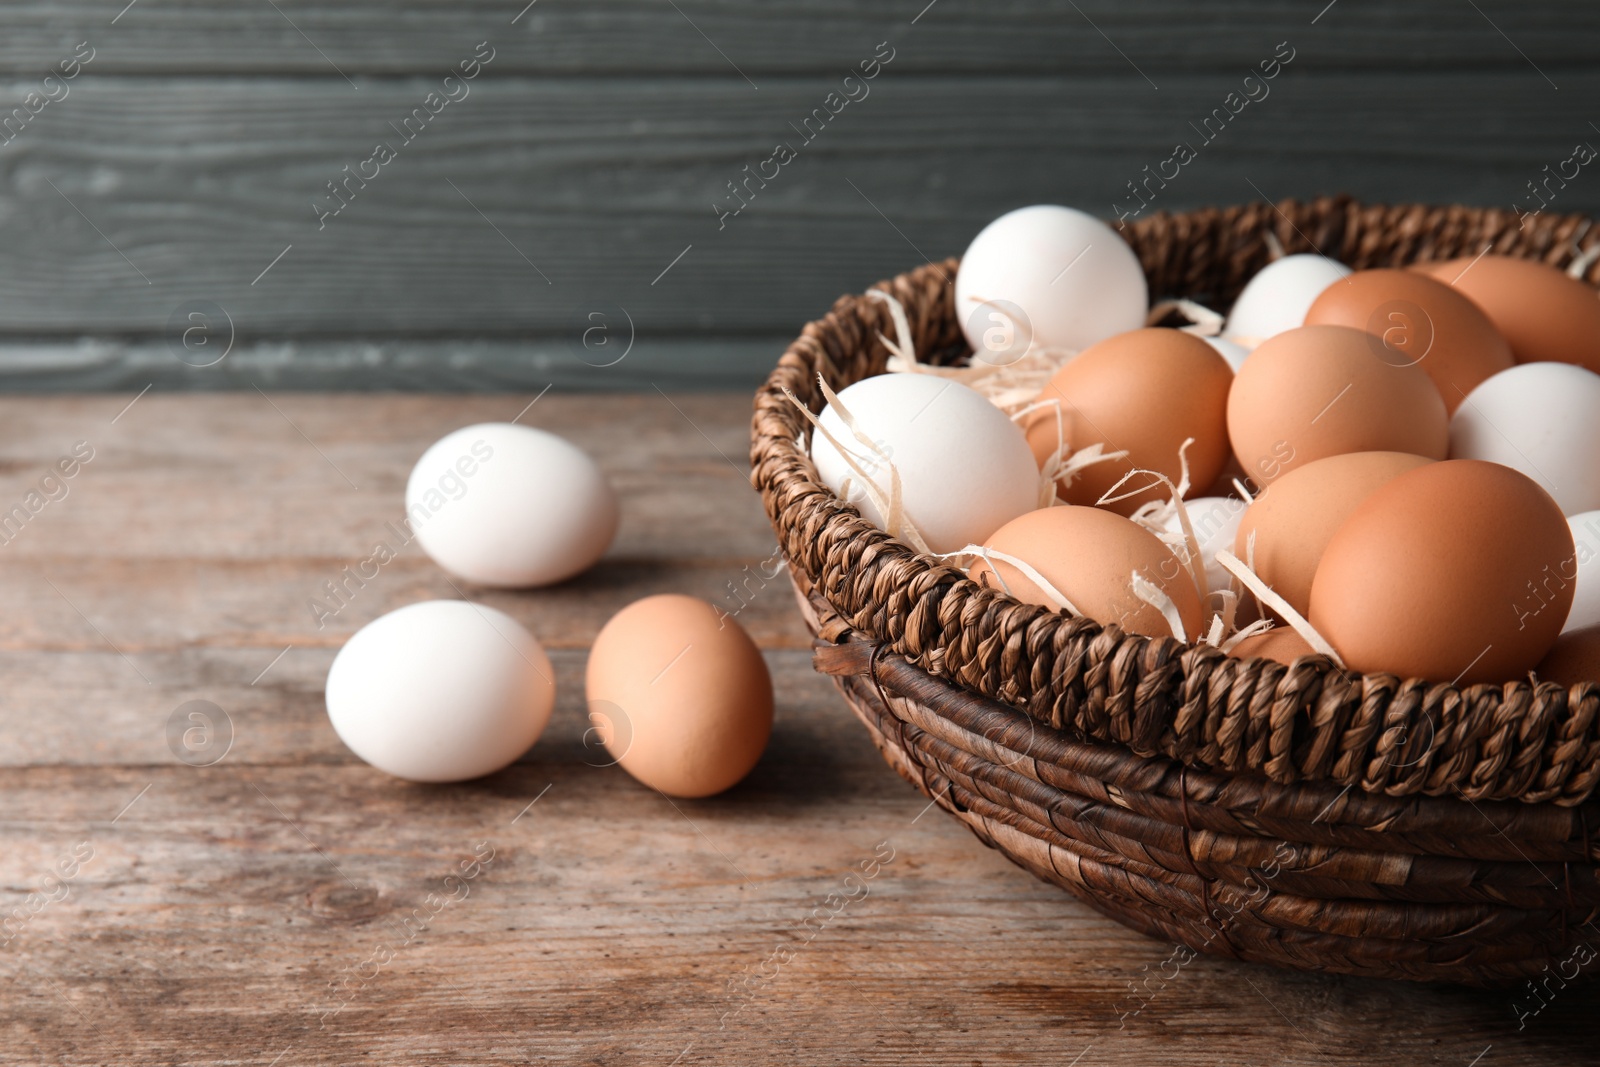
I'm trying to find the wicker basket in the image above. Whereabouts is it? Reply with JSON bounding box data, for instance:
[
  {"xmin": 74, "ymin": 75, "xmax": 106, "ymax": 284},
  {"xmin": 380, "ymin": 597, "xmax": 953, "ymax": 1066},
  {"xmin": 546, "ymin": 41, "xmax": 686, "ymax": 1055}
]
[{"xmin": 750, "ymin": 196, "xmax": 1600, "ymax": 985}]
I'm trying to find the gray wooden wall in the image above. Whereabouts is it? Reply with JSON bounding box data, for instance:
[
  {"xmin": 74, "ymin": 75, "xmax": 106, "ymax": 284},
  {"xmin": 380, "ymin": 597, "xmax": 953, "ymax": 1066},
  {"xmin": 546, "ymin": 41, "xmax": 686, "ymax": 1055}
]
[{"xmin": 1, "ymin": 1, "xmax": 1598, "ymax": 390}]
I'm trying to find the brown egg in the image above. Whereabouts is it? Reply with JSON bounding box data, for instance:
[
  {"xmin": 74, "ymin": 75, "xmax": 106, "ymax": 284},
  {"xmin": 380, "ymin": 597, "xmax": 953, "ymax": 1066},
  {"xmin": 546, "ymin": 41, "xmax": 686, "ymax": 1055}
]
[
  {"xmin": 1536, "ymin": 626, "xmax": 1600, "ymax": 687},
  {"xmin": 1234, "ymin": 451, "xmax": 1435, "ymax": 617},
  {"xmin": 585, "ymin": 594, "xmax": 773, "ymax": 798},
  {"xmin": 1227, "ymin": 627, "xmax": 1316, "ymax": 666},
  {"xmin": 970, "ymin": 505, "xmax": 1204, "ymax": 639},
  {"xmin": 1303, "ymin": 268, "xmax": 1513, "ymax": 412},
  {"xmin": 1414, "ymin": 255, "xmax": 1600, "ymax": 375},
  {"xmin": 1226, "ymin": 325, "xmax": 1448, "ymax": 487},
  {"xmin": 1023, "ymin": 328, "xmax": 1233, "ymax": 516},
  {"xmin": 1201, "ymin": 452, "xmax": 1250, "ymax": 499},
  {"xmin": 1309, "ymin": 460, "xmax": 1574, "ymax": 684}
]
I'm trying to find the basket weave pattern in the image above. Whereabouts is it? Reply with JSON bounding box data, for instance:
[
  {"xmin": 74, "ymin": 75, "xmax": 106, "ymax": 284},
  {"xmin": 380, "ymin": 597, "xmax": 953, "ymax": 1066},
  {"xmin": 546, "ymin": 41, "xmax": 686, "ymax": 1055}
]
[{"xmin": 751, "ymin": 196, "xmax": 1600, "ymax": 983}]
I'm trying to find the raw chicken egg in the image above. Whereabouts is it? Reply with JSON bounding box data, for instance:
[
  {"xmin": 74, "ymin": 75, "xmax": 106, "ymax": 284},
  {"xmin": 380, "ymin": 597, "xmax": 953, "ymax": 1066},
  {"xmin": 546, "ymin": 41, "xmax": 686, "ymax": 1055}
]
[
  {"xmin": 1200, "ymin": 453, "xmax": 1250, "ymax": 498},
  {"xmin": 1226, "ymin": 325, "xmax": 1447, "ymax": 487},
  {"xmin": 407, "ymin": 423, "xmax": 618, "ymax": 588},
  {"xmin": 1023, "ymin": 328, "xmax": 1233, "ymax": 515},
  {"xmin": 1227, "ymin": 627, "xmax": 1316, "ymax": 666},
  {"xmin": 1563, "ymin": 510, "xmax": 1600, "ymax": 633},
  {"xmin": 1234, "ymin": 451, "xmax": 1434, "ymax": 618},
  {"xmin": 585, "ymin": 594, "xmax": 772, "ymax": 798},
  {"xmin": 1303, "ymin": 268, "xmax": 1514, "ymax": 412},
  {"xmin": 325, "ymin": 600, "xmax": 556, "ymax": 782},
  {"xmin": 955, "ymin": 205, "xmax": 1148, "ymax": 358},
  {"xmin": 1224, "ymin": 254, "xmax": 1352, "ymax": 345},
  {"xmin": 1164, "ymin": 495, "xmax": 1246, "ymax": 594},
  {"xmin": 1416, "ymin": 255, "xmax": 1600, "ymax": 374},
  {"xmin": 1536, "ymin": 627, "xmax": 1600, "ymax": 687},
  {"xmin": 970, "ymin": 505, "xmax": 1203, "ymax": 639},
  {"xmin": 809, "ymin": 374, "xmax": 1038, "ymax": 552},
  {"xmin": 1202, "ymin": 335, "xmax": 1251, "ymax": 373},
  {"xmin": 1448, "ymin": 362, "xmax": 1600, "ymax": 516},
  {"xmin": 1308, "ymin": 460, "xmax": 1574, "ymax": 684}
]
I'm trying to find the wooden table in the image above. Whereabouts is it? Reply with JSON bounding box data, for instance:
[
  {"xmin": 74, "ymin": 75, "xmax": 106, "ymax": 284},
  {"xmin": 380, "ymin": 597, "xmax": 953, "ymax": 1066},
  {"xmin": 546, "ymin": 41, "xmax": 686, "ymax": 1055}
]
[{"xmin": 1, "ymin": 391, "xmax": 1594, "ymax": 1066}]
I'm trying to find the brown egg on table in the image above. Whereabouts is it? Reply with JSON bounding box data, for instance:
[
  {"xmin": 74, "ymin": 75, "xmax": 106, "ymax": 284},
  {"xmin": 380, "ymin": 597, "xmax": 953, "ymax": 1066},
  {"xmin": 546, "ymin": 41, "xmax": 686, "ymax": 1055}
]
[
  {"xmin": 1536, "ymin": 626, "xmax": 1600, "ymax": 688},
  {"xmin": 1309, "ymin": 460, "xmax": 1575, "ymax": 685},
  {"xmin": 1413, "ymin": 255, "xmax": 1600, "ymax": 375},
  {"xmin": 1227, "ymin": 627, "xmax": 1317, "ymax": 666},
  {"xmin": 1022, "ymin": 328, "xmax": 1233, "ymax": 516},
  {"xmin": 969, "ymin": 505, "xmax": 1204, "ymax": 639},
  {"xmin": 1303, "ymin": 268, "xmax": 1514, "ymax": 412},
  {"xmin": 585, "ymin": 594, "xmax": 774, "ymax": 798},
  {"xmin": 1234, "ymin": 451, "xmax": 1435, "ymax": 618},
  {"xmin": 1225, "ymin": 325, "xmax": 1448, "ymax": 487}
]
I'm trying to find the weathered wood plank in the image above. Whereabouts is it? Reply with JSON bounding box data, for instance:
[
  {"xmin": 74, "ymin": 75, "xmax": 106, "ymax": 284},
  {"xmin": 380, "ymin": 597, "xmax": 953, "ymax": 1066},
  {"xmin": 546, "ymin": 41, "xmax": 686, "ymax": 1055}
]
[
  {"xmin": 0, "ymin": 557, "xmax": 808, "ymax": 653},
  {"xmin": 0, "ymin": 392, "xmax": 771, "ymax": 558},
  {"xmin": 0, "ymin": 646, "xmax": 825, "ymax": 768},
  {"xmin": 1, "ymin": 1, "xmax": 1594, "ymax": 76},
  {"xmin": 0, "ymin": 71, "xmax": 1593, "ymax": 345},
  {"xmin": 0, "ymin": 337, "xmax": 791, "ymax": 392},
  {"xmin": 0, "ymin": 393, "xmax": 796, "ymax": 646},
  {"xmin": 2, "ymin": 759, "xmax": 1595, "ymax": 1063}
]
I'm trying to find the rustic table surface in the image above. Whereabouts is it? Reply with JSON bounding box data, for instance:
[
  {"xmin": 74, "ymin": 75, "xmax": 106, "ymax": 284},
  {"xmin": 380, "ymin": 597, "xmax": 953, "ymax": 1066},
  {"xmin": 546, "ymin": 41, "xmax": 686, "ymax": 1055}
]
[{"xmin": 1, "ymin": 391, "xmax": 1595, "ymax": 1066}]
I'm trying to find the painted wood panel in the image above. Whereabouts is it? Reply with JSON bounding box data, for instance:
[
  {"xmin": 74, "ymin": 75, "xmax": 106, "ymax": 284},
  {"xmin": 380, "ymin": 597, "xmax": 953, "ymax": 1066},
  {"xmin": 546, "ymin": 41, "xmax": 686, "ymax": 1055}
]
[
  {"xmin": 0, "ymin": 71, "xmax": 1592, "ymax": 344},
  {"xmin": 0, "ymin": 2, "xmax": 1593, "ymax": 384},
  {"xmin": 1, "ymin": 1, "xmax": 1593, "ymax": 75}
]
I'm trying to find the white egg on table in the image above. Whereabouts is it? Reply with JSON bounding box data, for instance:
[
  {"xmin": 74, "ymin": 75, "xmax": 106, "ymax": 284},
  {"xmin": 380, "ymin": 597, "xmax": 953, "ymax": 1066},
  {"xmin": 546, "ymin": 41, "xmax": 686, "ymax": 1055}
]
[
  {"xmin": 407, "ymin": 422, "xmax": 618, "ymax": 587},
  {"xmin": 1563, "ymin": 511, "xmax": 1600, "ymax": 633},
  {"xmin": 1163, "ymin": 495, "xmax": 1246, "ymax": 593},
  {"xmin": 1448, "ymin": 363, "xmax": 1600, "ymax": 516},
  {"xmin": 325, "ymin": 600, "xmax": 555, "ymax": 782},
  {"xmin": 954, "ymin": 205, "xmax": 1147, "ymax": 361},
  {"xmin": 1202, "ymin": 335, "xmax": 1251, "ymax": 373},
  {"xmin": 810, "ymin": 374, "xmax": 1037, "ymax": 554},
  {"xmin": 1224, "ymin": 254, "xmax": 1353, "ymax": 344}
]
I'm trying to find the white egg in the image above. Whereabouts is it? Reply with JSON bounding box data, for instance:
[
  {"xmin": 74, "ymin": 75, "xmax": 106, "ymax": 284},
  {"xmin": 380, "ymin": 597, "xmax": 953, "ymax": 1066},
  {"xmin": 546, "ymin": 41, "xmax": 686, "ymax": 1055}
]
[
  {"xmin": 407, "ymin": 422, "xmax": 618, "ymax": 587},
  {"xmin": 955, "ymin": 205, "xmax": 1147, "ymax": 360},
  {"xmin": 1449, "ymin": 363, "xmax": 1600, "ymax": 516},
  {"xmin": 1202, "ymin": 335, "xmax": 1251, "ymax": 373},
  {"xmin": 325, "ymin": 600, "xmax": 555, "ymax": 782},
  {"xmin": 1224, "ymin": 254, "xmax": 1353, "ymax": 343},
  {"xmin": 1563, "ymin": 511, "xmax": 1600, "ymax": 633},
  {"xmin": 810, "ymin": 374, "xmax": 1037, "ymax": 554},
  {"xmin": 1164, "ymin": 495, "xmax": 1246, "ymax": 593}
]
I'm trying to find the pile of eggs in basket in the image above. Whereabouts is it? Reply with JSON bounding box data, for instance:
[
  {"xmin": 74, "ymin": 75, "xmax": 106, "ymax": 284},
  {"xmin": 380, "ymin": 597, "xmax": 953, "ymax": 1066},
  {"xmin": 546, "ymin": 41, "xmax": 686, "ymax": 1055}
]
[{"xmin": 807, "ymin": 205, "xmax": 1600, "ymax": 687}]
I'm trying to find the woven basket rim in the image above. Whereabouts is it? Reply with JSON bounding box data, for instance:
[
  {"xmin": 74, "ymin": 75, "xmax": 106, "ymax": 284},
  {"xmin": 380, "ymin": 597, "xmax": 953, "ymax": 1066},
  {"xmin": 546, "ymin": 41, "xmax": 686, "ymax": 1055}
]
[{"xmin": 750, "ymin": 194, "xmax": 1600, "ymax": 808}]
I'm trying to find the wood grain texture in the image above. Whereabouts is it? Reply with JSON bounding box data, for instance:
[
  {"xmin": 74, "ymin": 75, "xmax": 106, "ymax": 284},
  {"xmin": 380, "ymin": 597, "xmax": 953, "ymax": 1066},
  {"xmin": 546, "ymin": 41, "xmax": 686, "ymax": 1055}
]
[
  {"xmin": 0, "ymin": 69, "xmax": 1595, "ymax": 346},
  {"xmin": 0, "ymin": 1, "xmax": 1597, "ymax": 388},
  {"xmin": 0, "ymin": 393, "xmax": 1595, "ymax": 1064},
  {"xmin": 1, "ymin": 1, "xmax": 1595, "ymax": 75},
  {"xmin": 0, "ymin": 338, "xmax": 790, "ymax": 392}
]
